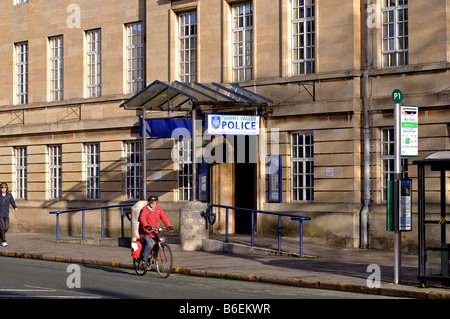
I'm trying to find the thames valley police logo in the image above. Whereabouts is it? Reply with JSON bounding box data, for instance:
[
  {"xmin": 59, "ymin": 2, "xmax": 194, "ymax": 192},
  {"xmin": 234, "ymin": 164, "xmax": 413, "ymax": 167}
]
[{"xmin": 211, "ymin": 116, "xmax": 221, "ymax": 130}]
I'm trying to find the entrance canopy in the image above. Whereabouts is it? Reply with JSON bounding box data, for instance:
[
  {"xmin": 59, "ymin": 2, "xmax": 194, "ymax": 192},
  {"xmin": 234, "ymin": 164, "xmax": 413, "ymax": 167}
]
[
  {"xmin": 119, "ymin": 80, "xmax": 273, "ymax": 114},
  {"xmin": 119, "ymin": 80, "xmax": 273, "ymax": 198}
]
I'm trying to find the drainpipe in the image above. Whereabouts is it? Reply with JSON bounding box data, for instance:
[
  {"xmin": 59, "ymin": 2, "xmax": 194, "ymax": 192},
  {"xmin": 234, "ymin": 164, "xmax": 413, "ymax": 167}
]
[
  {"xmin": 360, "ymin": 71, "xmax": 370, "ymax": 249},
  {"xmin": 360, "ymin": 0, "xmax": 371, "ymax": 249}
]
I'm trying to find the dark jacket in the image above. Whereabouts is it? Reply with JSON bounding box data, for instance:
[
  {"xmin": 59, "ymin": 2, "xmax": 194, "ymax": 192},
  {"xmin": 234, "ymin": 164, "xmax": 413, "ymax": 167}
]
[{"xmin": 0, "ymin": 193, "xmax": 17, "ymax": 218}]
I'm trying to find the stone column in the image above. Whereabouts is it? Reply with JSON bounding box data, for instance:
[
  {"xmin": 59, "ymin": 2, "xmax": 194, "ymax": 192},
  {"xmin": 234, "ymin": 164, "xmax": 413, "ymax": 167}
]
[{"xmin": 179, "ymin": 200, "xmax": 209, "ymax": 251}]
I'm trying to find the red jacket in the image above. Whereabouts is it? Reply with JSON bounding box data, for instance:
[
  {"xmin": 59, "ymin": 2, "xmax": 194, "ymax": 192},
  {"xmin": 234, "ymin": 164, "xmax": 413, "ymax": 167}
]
[{"xmin": 138, "ymin": 204, "xmax": 172, "ymax": 238}]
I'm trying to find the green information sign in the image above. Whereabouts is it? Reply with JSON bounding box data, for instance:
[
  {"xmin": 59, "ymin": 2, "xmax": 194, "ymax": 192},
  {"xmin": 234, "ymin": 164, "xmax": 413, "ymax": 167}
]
[{"xmin": 392, "ymin": 89, "xmax": 403, "ymax": 103}]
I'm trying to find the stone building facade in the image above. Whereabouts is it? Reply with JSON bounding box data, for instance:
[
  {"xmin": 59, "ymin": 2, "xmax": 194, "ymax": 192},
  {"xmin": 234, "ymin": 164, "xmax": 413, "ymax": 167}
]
[{"xmin": 0, "ymin": 0, "xmax": 448, "ymax": 250}]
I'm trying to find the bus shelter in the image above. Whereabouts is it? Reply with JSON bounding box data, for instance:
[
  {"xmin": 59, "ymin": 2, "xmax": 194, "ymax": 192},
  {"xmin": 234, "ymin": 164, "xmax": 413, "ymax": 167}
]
[{"xmin": 413, "ymin": 151, "xmax": 450, "ymax": 287}]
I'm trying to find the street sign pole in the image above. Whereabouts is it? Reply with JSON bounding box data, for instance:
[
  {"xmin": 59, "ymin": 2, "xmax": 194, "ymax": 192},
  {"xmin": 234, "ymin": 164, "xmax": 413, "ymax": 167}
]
[
  {"xmin": 394, "ymin": 102, "xmax": 401, "ymax": 284},
  {"xmin": 392, "ymin": 89, "xmax": 403, "ymax": 284}
]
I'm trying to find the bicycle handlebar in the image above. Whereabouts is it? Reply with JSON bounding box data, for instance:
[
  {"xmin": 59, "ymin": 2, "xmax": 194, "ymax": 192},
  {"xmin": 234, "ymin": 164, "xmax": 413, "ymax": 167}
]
[{"xmin": 145, "ymin": 226, "xmax": 173, "ymax": 232}]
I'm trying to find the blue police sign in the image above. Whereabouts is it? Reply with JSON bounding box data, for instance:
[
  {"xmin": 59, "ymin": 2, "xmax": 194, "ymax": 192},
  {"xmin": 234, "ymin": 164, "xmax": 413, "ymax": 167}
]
[{"xmin": 206, "ymin": 114, "xmax": 260, "ymax": 136}]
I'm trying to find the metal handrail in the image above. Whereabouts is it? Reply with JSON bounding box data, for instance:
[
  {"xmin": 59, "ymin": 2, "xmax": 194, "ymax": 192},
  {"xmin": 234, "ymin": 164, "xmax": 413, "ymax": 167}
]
[
  {"xmin": 49, "ymin": 203, "xmax": 134, "ymax": 243},
  {"xmin": 201, "ymin": 204, "xmax": 311, "ymax": 258}
]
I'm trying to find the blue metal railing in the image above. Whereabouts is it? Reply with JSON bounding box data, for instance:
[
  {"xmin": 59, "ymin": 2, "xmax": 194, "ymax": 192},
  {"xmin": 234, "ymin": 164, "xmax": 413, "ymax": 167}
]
[
  {"xmin": 201, "ymin": 204, "xmax": 311, "ymax": 258},
  {"xmin": 49, "ymin": 203, "xmax": 134, "ymax": 243}
]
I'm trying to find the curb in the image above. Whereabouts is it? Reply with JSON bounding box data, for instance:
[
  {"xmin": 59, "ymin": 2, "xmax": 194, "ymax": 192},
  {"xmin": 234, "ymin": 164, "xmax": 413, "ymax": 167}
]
[
  {"xmin": 171, "ymin": 266, "xmax": 450, "ymax": 299},
  {"xmin": 2, "ymin": 250, "xmax": 450, "ymax": 299}
]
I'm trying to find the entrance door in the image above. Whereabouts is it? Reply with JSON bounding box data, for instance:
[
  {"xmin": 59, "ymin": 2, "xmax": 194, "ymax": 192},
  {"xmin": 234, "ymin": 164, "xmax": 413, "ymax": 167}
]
[{"xmin": 234, "ymin": 135, "xmax": 257, "ymax": 234}]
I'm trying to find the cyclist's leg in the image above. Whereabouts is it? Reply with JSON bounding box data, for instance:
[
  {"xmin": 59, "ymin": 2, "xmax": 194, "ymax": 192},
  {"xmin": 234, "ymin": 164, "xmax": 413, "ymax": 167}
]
[
  {"xmin": 142, "ymin": 236, "xmax": 153, "ymax": 262},
  {"xmin": 149, "ymin": 235, "xmax": 160, "ymax": 259}
]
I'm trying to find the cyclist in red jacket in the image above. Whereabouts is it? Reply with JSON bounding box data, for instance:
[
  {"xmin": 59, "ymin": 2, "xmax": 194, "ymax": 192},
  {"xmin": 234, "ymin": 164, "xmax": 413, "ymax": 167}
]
[{"xmin": 139, "ymin": 195, "xmax": 173, "ymax": 266}]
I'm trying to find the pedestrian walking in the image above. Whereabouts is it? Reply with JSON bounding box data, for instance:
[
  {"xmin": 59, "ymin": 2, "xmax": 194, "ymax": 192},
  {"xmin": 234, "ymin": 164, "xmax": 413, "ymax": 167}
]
[{"xmin": 0, "ymin": 183, "xmax": 18, "ymax": 246}]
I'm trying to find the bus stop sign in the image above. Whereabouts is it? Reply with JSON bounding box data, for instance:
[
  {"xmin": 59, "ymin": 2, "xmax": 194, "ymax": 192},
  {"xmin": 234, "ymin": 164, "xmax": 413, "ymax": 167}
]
[{"xmin": 392, "ymin": 89, "xmax": 403, "ymax": 103}]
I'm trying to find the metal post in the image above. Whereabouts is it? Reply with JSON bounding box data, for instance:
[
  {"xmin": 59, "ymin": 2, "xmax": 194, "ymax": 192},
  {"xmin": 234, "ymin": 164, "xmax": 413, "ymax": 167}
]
[
  {"xmin": 440, "ymin": 170, "xmax": 447, "ymax": 276},
  {"xmin": 278, "ymin": 216, "xmax": 281, "ymax": 252},
  {"xmin": 82, "ymin": 210, "xmax": 85, "ymax": 241},
  {"xmin": 251, "ymin": 212, "xmax": 255, "ymax": 247},
  {"xmin": 120, "ymin": 206, "xmax": 124, "ymax": 238},
  {"xmin": 191, "ymin": 107, "xmax": 197, "ymax": 201},
  {"xmin": 394, "ymin": 102, "xmax": 402, "ymax": 284},
  {"xmin": 225, "ymin": 207, "xmax": 229, "ymax": 243},
  {"xmin": 56, "ymin": 214, "xmax": 60, "ymax": 243},
  {"xmin": 418, "ymin": 164, "xmax": 425, "ymax": 278},
  {"xmin": 440, "ymin": 170, "xmax": 446, "ymax": 245},
  {"xmin": 142, "ymin": 107, "xmax": 147, "ymax": 200},
  {"xmin": 101, "ymin": 208, "xmax": 104, "ymax": 239},
  {"xmin": 299, "ymin": 220, "xmax": 303, "ymax": 258}
]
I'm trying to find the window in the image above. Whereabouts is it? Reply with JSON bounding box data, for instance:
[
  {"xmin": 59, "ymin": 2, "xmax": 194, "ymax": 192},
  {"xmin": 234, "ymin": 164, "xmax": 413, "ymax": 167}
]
[
  {"xmin": 232, "ymin": 2, "xmax": 253, "ymax": 82},
  {"xmin": 125, "ymin": 141, "xmax": 142, "ymax": 200},
  {"xmin": 381, "ymin": 128, "xmax": 408, "ymax": 201},
  {"xmin": 86, "ymin": 29, "xmax": 101, "ymax": 98},
  {"xmin": 179, "ymin": 12, "xmax": 197, "ymax": 82},
  {"xmin": 49, "ymin": 36, "xmax": 64, "ymax": 101},
  {"xmin": 14, "ymin": 0, "xmax": 28, "ymax": 5},
  {"xmin": 126, "ymin": 23, "xmax": 144, "ymax": 94},
  {"xmin": 382, "ymin": 0, "xmax": 408, "ymax": 67},
  {"xmin": 86, "ymin": 143, "xmax": 100, "ymax": 200},
  {"xmin": 291, "ymin": 132, "xmax": 314, "ymax": 202},
  {"xmin": 14, "ymin": 147, "xmax": 27, "ymax": 200},
  {"xmin": 292, "ymin": 0, "xmax": 315, "ymax": 75},
  {"xmin": 177, "ymin": 139, "xmax": 192, "ymax": 201},
  {"xmin": 15, "ymin": 42, "xmax": 28, "ymax": 105},
  {"xmin": 48, "ymin": 145, "xmax": 62, "ymax": 200}
]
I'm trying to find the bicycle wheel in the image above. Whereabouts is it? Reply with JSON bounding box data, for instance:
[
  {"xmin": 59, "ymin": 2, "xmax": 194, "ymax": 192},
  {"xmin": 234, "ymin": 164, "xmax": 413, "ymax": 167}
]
[
  {"xmin": 155, "ymin": 243, "xmax": 173, "ymax": 279},
  {"xmin": 133, "ymin": 258, "xmax": 148, "ymax": 276}
]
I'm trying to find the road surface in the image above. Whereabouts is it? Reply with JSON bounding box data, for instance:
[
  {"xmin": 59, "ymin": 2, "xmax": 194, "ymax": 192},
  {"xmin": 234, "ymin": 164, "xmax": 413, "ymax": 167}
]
[{"xmin": 0, "ymin": 256, "xmax": 404, "ymax": 301}]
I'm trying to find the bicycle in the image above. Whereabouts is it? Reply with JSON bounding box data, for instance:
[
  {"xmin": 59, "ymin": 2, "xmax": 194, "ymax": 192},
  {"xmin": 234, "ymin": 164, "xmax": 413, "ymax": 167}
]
[{"xmin": 132, "ymin": 227, "xmax": 173, "ymax": 278}]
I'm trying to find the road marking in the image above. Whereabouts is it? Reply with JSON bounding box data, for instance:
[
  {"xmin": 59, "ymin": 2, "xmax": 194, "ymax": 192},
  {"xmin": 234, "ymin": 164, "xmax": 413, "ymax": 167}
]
[
  {"xmin": 0, "ymin": 289, "xmax": 57, "ymax": 292},
  {"xmin": 0, "ymin": 294, "xmax": 101, "ymax": 299},
  {"xmin": 0, "ymin": 285, "xmax": 102, "ymax": 299}
]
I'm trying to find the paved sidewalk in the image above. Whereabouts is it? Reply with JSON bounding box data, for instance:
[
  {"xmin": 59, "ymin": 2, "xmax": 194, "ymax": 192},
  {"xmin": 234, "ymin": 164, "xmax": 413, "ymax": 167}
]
[{"xmin": 1, "ymin": 231, "xmax": 450, "ymax": 299}]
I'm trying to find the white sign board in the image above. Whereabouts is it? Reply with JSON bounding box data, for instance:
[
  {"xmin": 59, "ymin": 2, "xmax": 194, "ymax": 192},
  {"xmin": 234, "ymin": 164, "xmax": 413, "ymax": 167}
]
[
  {"xmin": 206, "ymin": 114, "xmax": 260, "ymax": 136},
  {"xmin": 400, "ymin": 105, "xmax": 418, "ymax": 157},
  {"xmin": 153, "ymin": 172, "xmax": 162, "ymax": 180},
  {"xmin": 325, "ymin": 168, "xmax": 334, "ymax": 177}
]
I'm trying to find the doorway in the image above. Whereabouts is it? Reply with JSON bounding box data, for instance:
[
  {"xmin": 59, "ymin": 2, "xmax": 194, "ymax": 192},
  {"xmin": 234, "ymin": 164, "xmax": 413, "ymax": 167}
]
[{"xmin": 234, "ymin": 135, "xmax": 257, "ymax": 234}]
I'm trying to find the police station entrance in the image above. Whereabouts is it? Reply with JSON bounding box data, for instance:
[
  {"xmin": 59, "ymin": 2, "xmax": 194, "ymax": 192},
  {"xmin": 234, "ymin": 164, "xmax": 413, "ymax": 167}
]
[
  {"xmin": 234, "ymin": 135, "xmax": 257, "ymax": 234},
  {"xmin": 120, "ymin": 80, "xmax": 272, "ymax": 237},
  {"xmin": 208, "ymin": 115, "xmax": 261, "ymax": 235}
]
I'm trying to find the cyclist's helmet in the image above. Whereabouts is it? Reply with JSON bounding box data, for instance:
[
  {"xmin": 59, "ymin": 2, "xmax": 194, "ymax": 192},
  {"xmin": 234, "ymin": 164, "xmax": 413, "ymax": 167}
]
[{"xmin": 147, "ymin": 195, "xmax": 158, "ymax": 202}]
